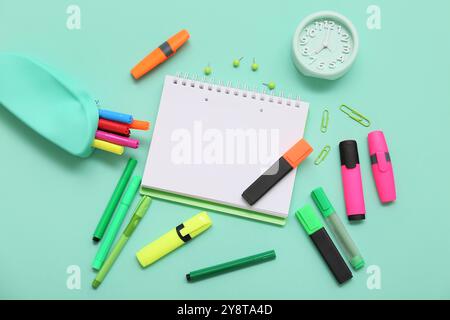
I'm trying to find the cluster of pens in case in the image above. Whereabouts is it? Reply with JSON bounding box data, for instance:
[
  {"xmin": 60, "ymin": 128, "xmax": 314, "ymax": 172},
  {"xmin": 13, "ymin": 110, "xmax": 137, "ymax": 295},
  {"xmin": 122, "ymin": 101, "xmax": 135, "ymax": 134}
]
[
  {"xmin": 297, "ymin": 130, "xmax": 397, "ymax": 284},
  {"xmin": 92, "ymin": 109, "xmax": 150, "ymax": 155}
]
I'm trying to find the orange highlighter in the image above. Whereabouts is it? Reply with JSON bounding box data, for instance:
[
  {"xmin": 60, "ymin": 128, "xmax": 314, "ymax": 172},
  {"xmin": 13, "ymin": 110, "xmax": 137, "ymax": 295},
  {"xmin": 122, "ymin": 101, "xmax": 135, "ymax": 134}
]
[
  {"xmin": 242, "ymin": 139, "xmax": 313, "ymax": 206},
  {"xmin": 131, "ymin": 29, "xmax": 190, "ymax": 80}
]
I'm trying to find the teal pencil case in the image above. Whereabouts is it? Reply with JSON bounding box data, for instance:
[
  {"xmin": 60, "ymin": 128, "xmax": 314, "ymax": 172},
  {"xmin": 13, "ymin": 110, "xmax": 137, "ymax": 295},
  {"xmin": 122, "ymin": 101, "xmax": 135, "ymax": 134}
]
[{"xmin": 0, "ymin": 53, "xmax": 104, "ymax": 157}]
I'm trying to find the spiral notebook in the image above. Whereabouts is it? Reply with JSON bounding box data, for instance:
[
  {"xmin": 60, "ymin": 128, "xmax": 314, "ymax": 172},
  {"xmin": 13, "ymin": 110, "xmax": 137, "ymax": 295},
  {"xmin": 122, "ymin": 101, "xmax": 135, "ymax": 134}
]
[{"xmin": 141, "ymin": 75, "xmax": 309, "ymax": 225}]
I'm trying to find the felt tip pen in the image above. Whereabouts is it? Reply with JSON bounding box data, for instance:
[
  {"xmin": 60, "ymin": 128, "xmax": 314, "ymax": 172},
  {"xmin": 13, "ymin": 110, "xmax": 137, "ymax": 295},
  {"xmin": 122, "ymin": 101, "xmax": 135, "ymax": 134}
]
[
  {"xmin": 92, "ymin": 196, "xmax": 152, "ymax": 289},
  {"xmin": 296, "ymin": 205, "xmax": 352, "ymax": 284},
  {"xmin": 368, "ymin": 131, "xmax": 396, "ymax": 203},
  {"xmin": 130, "ymin": 120, "xmax": 150, "ymax": 131},
  {"xmin": 242, "ymin": 138, "xmax": 313, "ymax": 206},
  {"xmin": 95, "ymin": 130, "xmax": 139, "ymax": 149},
  {"xmin": 92, "ymin": 176, "xmax": 142, "ymax": 270},
  {"xmin": 136, "ymin": 212, "xmax": 212, "ymax": 268},
  {"xmin": 98, "ymin": 109, "xmax": 133, "ymax": 124},
  {"xmin": 339, "ymin": 140, "xmax": 366, "ymax": 221},
  {"xmin": 186, "ymin": 250, "xmax": 276, "ymax": 282},
  {"xmin": 311, "ymin": 187, "xmax": 365, "ymax": 270},
  {"xmin": 131, "ymin": 29, "xmax": 190, "ymax": 80},
  {"xmin": 98, "ymin": 118, "xmax": 130, "ymax": 136},
  {"xmin": 92, "ymin": 158, "xmax": 137, "ymax": 242},
  {"xmin": 92, "ymin": 139, "xmax": 124, "ymax": 155}
]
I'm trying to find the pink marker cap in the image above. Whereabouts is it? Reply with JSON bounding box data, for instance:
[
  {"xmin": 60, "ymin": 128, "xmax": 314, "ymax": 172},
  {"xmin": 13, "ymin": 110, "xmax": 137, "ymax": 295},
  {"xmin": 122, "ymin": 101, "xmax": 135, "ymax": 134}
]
[
  {"xmin": 368, "ymin": 130, "xmax": 396, "ymax": 203},
  {"xmin": 368, "ymin": 131, "xmax": 388, "ymax": 154}
]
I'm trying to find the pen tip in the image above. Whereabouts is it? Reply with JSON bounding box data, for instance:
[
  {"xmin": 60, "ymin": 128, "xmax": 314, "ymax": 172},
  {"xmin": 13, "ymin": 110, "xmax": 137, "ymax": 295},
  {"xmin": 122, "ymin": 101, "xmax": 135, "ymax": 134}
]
[
  {"xmin": 92, "ymin": 237, "xmax": 100, "ymax": 243},
  {"xmin": 92, "ymin": 280, "xmax": 101, "ymax": 289}
]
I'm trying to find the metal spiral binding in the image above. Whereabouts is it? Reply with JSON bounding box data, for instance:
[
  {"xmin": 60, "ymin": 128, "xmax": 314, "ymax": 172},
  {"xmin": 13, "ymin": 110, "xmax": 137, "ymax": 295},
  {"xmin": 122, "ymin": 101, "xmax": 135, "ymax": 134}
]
[{"xmin": 172, "ymin": 73, "xmax": 302, "ymax": 108}]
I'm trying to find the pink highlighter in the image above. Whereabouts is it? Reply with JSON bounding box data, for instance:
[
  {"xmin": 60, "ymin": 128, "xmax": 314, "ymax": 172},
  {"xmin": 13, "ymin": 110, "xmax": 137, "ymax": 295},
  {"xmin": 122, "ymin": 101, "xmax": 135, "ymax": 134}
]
[
  {"xmin": 368, "ymin": 131, "xmax": 396, "ymax": 203},
  {"xmin": 339, "ymin": 140, "xmax": 366, "ymax": 221}
]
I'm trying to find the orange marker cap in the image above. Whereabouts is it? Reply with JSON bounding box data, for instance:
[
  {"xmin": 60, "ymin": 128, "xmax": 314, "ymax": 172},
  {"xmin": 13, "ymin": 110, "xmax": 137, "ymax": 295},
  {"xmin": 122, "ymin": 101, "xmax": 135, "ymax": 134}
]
[
  {"xmin": 130, "ymin": 120, "xmax": 150, "ymax": 131},
  {"xmin": 283, "ymin": 138, "xmax": 313, "ymax": 168},
  {"xmin": 131, "ymin": 29, "xmax": 190, "ymax": 80},
  {"xmin": 167, "ymin": 29, "xmax": 190, "ymax": 52}
]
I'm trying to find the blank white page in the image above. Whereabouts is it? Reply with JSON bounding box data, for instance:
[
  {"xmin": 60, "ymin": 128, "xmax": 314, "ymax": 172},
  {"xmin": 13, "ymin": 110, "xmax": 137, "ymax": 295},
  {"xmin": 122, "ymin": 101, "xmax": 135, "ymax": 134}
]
[{"xmin": 142, "ymin": 75, "xmax": 309, "ymax": 218}]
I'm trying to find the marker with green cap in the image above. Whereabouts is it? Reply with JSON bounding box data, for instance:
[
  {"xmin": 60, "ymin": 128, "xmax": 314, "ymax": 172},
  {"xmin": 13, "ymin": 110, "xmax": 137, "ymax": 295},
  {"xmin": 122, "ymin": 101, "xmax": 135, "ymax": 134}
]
[
  {"xmin": 311, "ymin": 187, "xmax": 365, "ymax": 270},
  {"xmin": 92, "ymin": 196, "xmax": 152, "ymax": 289},
  {"xmin": 92, "ymin": 175, "xmax": 142, "ymax": 270},
  {"xmin": 92, "ymin": 158, "xmax": 137, "ymax": 242},
  {"xmin": 296, "ymin": 205, "xmax": 352, "ymax": 284}
]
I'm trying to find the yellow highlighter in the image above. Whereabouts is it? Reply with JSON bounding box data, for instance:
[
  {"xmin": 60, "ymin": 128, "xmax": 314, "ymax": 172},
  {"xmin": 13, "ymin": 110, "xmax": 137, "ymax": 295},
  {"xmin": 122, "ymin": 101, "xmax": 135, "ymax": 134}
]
[{"xmin": 136, "ymin": 212, "xmax": 212, "ymax": 268}]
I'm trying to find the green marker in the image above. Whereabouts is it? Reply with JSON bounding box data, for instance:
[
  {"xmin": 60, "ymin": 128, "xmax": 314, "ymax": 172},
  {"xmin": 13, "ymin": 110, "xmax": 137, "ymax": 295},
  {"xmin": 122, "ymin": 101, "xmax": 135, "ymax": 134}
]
[
  {"xmin": 92, "ymin": 196, "xmax": 151, "ymax": 289},
  {"xmin": 186, "ymin": 250, "xmax": 276, "ymax": 282},
  {"xmin": 92, "ymin": 158, "xmax": 137, "ymax": 242},
  {"xmin": 92, "ymin": 176, "xmax": 141, "ymax": 270},
  {"xmin": 311, "ymin": 187, "xmax": 365, "ymax": 270}
]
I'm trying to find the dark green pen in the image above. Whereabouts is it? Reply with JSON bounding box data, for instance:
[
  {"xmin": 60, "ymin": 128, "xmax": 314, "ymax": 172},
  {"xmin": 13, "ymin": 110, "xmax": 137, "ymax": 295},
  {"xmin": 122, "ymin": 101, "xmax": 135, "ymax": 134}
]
[
  {"xmin": 186, "ymin": 250, "xmax": 276, "ymax": 282},
  {"xmin": 92, "ymin": 196, "xmax": 151, "ymax": 289}
]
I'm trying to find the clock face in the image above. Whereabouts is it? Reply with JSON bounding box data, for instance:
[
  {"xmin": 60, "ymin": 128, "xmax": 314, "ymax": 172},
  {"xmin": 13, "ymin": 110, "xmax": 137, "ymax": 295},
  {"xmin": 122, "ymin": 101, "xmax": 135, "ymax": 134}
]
[{"xmin": 292, "ymin": 12, "xmax": 359, "ymax": 80}]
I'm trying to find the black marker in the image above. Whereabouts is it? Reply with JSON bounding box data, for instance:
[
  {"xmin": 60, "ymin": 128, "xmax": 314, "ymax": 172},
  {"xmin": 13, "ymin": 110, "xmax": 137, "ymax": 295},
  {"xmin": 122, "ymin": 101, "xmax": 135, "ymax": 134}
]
[
  {"xmin": 242, "ymin": 138, "xmax": 313, "ymax": 205},
  {"xmin": 296, "ymin": 204, "xmax": 352, "ymax": 284}
]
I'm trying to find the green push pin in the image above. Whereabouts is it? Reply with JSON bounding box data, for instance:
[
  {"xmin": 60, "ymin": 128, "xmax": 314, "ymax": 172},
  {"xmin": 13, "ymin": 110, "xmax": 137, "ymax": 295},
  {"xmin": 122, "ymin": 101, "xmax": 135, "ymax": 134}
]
[
  {"xmin": 263, "ymin": 82, "xmax": 276, "ymax": 90},
  {"xmin": 204, "ymin": 64, "xmax": 212, "ymax": 76},
  {"xmin": 233, "ymin": 57, "xmax": 244, "ymax": 68},
  {"xmin": 251, "ymin": 58, "xmax": 259, "ymax": 72}
]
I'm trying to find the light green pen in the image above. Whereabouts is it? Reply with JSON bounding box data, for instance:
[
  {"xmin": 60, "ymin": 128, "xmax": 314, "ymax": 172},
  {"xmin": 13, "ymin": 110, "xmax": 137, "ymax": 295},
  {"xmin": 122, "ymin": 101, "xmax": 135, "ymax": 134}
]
[
  {"xmin": 92, "ymin": 196, "xmax": 152, "ymax": 289},
  {"xmin": 311, "ymin": 187, "xmax": 365, "ymax": 270},
  {"xmin": 92, "ymin": 176, "xmax": 141, "ymax": 270}
]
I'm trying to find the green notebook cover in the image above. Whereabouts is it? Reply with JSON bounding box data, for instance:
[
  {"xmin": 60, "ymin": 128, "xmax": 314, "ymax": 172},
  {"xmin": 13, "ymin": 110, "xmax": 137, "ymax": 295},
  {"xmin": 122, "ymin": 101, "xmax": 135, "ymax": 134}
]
[{"xmin": 140, "ymin": 187, "xmax": 286, "ymax": 226}]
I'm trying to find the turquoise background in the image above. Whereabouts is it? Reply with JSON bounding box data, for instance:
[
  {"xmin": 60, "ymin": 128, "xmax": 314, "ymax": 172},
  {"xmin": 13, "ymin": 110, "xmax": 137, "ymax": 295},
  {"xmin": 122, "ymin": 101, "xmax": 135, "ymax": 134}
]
[{"xmin": 1, "ymin": 0, "xmax": 449, "ymax": 299}]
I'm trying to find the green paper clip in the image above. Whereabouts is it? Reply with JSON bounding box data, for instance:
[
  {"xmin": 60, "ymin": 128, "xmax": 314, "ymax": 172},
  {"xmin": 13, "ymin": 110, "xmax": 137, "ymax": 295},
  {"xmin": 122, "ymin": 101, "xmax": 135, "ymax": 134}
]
[
  {"xmin": 314, "ymin": 145, "xmax": 331, "ymax": 165},
  {"xmin": 321, "ymin": 109, "xmax": 329, "ymax": 133},
  {"xmin": 339, "ymin": 104, "xmax": 371, "ymax": 127}
]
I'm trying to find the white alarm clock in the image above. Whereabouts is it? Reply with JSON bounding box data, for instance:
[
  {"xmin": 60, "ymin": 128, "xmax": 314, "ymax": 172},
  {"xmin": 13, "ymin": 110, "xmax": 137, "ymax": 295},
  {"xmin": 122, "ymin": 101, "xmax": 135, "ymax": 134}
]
[{"xmin": 292, "ymin": 11, "xmax": 359, "ymax": 80}]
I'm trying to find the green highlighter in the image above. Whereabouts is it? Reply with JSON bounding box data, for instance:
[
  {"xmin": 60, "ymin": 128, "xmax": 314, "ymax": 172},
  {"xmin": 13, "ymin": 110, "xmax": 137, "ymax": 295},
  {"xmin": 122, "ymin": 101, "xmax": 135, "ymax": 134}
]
[
  {"xmin": 92, "ymin": 196, "xmax": 151, "ymax": 289},
  {"xmin": 311, "ymin": 187, "xmax": 365, "ymax": 270},
  {"xmin": 93, "ymin": 158, "xmax": 137, "ymax": 242},
  {"xmin": 186, "ymin": 250, "xmax": 276, "ymax": 282},
  {"xmin": 92, "ymin": 176, "xmax": 142, "ymax": 270}
]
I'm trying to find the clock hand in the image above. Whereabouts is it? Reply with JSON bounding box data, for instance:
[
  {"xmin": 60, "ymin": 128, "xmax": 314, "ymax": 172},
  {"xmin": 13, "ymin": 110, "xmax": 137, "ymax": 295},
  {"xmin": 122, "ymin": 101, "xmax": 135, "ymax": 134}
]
[
  {"xmin": 325, "ymin": 28, "xmax": 331, "ymax": 45},
  {"xmin": 323, "ymin": 27, "xmax": 332, "ymax": 51},
  {"xmin": 315, "ymin": 27, "xmax": 332, "ymax": 54},
  {"xmin": 315, "ymin": 32, "xmax": 327, "ymax": 54},
  {"xmin": 315, "ymin": 45, "xmax": 326, "ymax": 54},
  {"xmin": 326, "ymin": 29, "xmax": 332, "ymax": 52}
]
